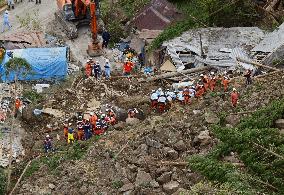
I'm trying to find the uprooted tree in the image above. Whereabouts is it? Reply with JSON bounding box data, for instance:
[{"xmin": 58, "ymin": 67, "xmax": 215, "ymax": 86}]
[{"xmin": 2, "ymin": 57, "xmax": 32, "ymax": 193}]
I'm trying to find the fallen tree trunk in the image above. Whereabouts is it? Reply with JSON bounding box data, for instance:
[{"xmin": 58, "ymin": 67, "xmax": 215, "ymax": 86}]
[
  {"xmin": 138, "ymin": 66, "xmax": 211, "ymax": 82},
  {"xmin": 237, "ymin": 58, "xmax": 281, "ymax": 71}
]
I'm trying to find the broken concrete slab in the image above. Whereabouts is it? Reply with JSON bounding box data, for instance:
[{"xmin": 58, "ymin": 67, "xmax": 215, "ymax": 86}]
[{"xmin": 41, "ymin": 108, "xmax": 65, "ymax": 118}]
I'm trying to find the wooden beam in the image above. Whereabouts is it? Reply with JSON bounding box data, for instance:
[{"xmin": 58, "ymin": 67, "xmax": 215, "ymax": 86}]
[{"xmin": 237, "ymin": 58, "xmax": 281, "ymax": 71}]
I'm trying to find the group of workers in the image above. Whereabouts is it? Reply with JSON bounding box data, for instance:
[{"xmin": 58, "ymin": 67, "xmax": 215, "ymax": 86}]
[
  {"xmin": 85, "ymin": 58, "xmax": 111, "ymax": 80},
  {"xmin": 150, "ymin": 72, "xmax": 239, "ymax": 113},
  {"xmin": 44, "ymin": 106, "xmax": 141, "ymax": 151},
  {"xmin": 63, "ymin": 108, "xmax": 117, "ymax": 144}
]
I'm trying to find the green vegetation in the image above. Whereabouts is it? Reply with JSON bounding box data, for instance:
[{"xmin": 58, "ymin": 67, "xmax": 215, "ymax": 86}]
[
  {"xmin": 188, "ymin": 98, "xmax": 284, "ymax": 194},
  {"xmin": 24, "ymin": 140, "xmax": 95, "ymax": 179},
  {"xmin": 150, "ymin": 0, "xmax": 260, "ymax": 50},
  {"xmin": 112, "ymin": 180, "xmax": 123, "ymax": 189},
  {"xmin": 117, "ymin": 0, "xmax": 151, "ymax": 18},
  {"xmin": 23, "ymin": 90, "xmax": 43, "ymax": 103},
  {"xmin": 0, "ymin": 168, "xmax": 6, "ymax": 195}
]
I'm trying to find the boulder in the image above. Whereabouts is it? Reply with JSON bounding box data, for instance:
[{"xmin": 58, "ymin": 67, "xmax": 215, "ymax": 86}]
[
  {"xmin": 275, "ymin": 119, "xmax": 284, "ymax": 129},
  {"xmin": 48, "ymin": 183, "xmax": 56, "ymax": 190},
  {"xmin": 113, "ymin": 122, "xmax": 126, "ymax": 130},
  {"xmin": 197, "ymin": 130, "xmax": 212, "ymax": 146},
  {"xmin": 156, "ymin": 172, "xmax": 172, "ymax": 184},
  {"xmin": 204, "ymin": 112, "xmax": 220, "ymax": 124},
  {"xmin": 225, "ymin": 115, "xmax": 240, "ymax": 126},
  {"xmin": 163, "ymin": 147, "xmax": 179, "ymax": 160},
  {"xmin": 119, "ymin": 183, "xmax": 134, "ymax": 192},
  {"xmin": 174, "ymin": 140, "xmax": 186, "ymax": 151},
  {"xmin": 135, "ymin": 169, "xmax": 152, "ymax": 186},
  {"xmin": 126, "ymin": 118, "xmax": 140, "ymax": 126},
  {"xmin": 150, "ymin": 180, "xmax": 160, "ymax": 188},
  {"xmin": 145, "ymin": 137, "xmax": 162, "ymax": 149},
  {"xmin": 163, "ymin": 181, "xmax": 179, "ymax": 194},
  {"xmin": 193, "ymin": 110, "xmax": 202, "ymax": 115}
]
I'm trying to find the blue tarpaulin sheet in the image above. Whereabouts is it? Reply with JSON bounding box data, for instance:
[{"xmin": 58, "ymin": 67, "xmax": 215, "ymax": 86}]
[{"xmin": 0, "ymin": 47, "xmax": 68, "ymax": 82}]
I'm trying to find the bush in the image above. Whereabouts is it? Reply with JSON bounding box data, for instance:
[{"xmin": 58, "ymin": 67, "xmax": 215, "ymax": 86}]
[
  {"xmin": 189, "ymin": 98, "xmax": 284, "ymax": 194},
  {"xmin": 0, "ymin": 168, "xmax": 6, "ymax": 195}
]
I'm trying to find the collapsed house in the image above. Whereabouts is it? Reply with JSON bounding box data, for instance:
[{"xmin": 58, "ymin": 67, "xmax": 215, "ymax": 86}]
[
  {"xmin": 160, "ymin": 27, "xmax": 266, "ymax": 72},
  {"xmin": 251, "ymin": 22, "xmax": 284, "ymax": 64}
]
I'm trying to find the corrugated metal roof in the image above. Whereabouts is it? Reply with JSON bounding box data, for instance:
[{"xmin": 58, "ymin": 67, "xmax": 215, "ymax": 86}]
[
  {"xmin": 252, "ymin": 23, "xmax": 284, "ymax": 52},
  {"xmin": 163, "ymin": 27, "xmax": 264, "ymax": 70}
]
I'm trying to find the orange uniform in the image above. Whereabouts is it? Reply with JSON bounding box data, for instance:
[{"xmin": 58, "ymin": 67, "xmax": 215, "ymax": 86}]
[
  {"xmin": 202, "ymin": 76, "xmax": 209, "ymax": 91},
  {"xmin": 85, "ymin": 63, "xmax": 92, "ymax": 77},
  {"xmin": 210, "ymin": 77, "xmax": 216, "ymax": 91},
  {"xmin": 222, "ymin": 78, "xmax": 230, "ymax": 92},
  {"xmin": 182, "ymin": 88, "xmax": 191, "ymax": 104},
  {"xmin": 231, "ymin": 91, "xmax": 239, "ymax": 107},
  {"xmin": 90, "ymin": 114, "xmax": 98, "ymax": 126},
  {"xmin": 15, "ymin": 99, "xmax": 21, "ymax": 110}
]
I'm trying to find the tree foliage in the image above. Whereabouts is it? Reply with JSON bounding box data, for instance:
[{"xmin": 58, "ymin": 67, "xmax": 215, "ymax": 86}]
[
  {"xmin": 150, "ymin": 0, "xmax": 261, "ymax": 50},
  {"xmin": 4, "ymin": 57, "xmax": 32, "ymax": 80},
  {"xmin": 189, "ymin": 98, "xmax": 284, "ymax": 194}
]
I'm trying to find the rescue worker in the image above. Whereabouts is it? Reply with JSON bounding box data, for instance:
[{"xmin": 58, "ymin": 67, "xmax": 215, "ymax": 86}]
[
  {"xmin": 90, "ymin": 112, "xmax": 98, "ymax": 127},
  {"xmin": 77, "ymin": 120, "xmax": 84, "ymax": 141},
  {"xmin": 222, "ymin": 76, "xmax": 230, "ymax": 92},
  {"xmin": 94, "ymin": 118, "xmax": 104, "ymax": 135},
  {"xmin": 156, "ymin": 88, "xmax": 163, "ymax": 97},
  {"xmin": 107, "ymin": 108, "xmax": 117, "ymax": 125},
  {"xmin": 128, "ymin": 108, "xmax": 138, "ymax": 118},
  {"xmin": 84, "ymin": 119, "xmax": 91, "ymax": 140},
  {"xmin": 150, "ymin": 90, "xmax": 158, "ymax": 110},
  {"xmin": 200, "ymin": 74, "xmax": 209, "ymax": 91},
  {"xmin": 244, "ymin": 69, "xmax": 252, "ymax": 85},
  {"xmin": 177, "ymin": 91, "xmax": 184, "ymax": 104},
  {"xmin": 195, "ymin": 83, "xmax": 205, "ymax": 100},
  {"xmin": 63, "ymin": 121, "xmax": 69, "ymax": 140},
  {"xmin": 189, "ymin": 86, "xmax": 196, "ymax": 98},
  {"xmin": 93, "ymin": 61, "xmax": 101, "ymax": 80},
  {"xmin": 67, "ymin": 124, "xmax": 75, "ymax": 144},
  {"xmin": 231, "ymin": 88, "xmax": 239, "ymax": 108},
  {"xmin": 166, "ymin": 89, "xmax": 176, "ymax": 101},
  {"xmin": 104, "ymin": 59, "xmax": 111, "ymax": 79},
  {"xmin": 182, "ymin": 86, "xmax": 191, "ymax": 104},
  {"xmin": 85, "ymin": 59, "xmax": 92, "ymax": 78},
  {"xmin": 157, "ymin": 92, "xmax": 167, "ymax": 113},
  {"xmin": 14, "ymin": 96, "xmax": 21, "ymax": 118},
  {"xmin": 2, "ymin": 10, "xmax": 11, "ymax": 33},
  {"xmin": 209, "ymin": 72, "xmax": 217, "ymax": 91},
  {"xmin": 102, "ymin": 30, "xmax": 110, "ymax": 48},
  {"xmin": 44, "ymin": 135, "xmax": 53, "ymax": 153},
  {"xmin": 165, "ymin": 93, "xmax": 173, "ymax": 111},
  {"xmin": 123, "ymin": 58, "xmax": 134, "ymax": 78}
]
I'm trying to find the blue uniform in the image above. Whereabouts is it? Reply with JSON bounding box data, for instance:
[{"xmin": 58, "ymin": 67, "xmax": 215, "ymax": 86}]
[
  {"xmin": 2, "ymin": 13, "xmax": 11, "ymax": 33},
  {"xmin": 104, "ymin": 63, "xmax": 111, "ymax": 79}
]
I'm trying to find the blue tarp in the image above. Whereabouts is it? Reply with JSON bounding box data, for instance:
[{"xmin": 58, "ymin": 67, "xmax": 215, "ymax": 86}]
[{"xmin": 0, "ymin": 47, "xmax": 68, "ymax": 82}]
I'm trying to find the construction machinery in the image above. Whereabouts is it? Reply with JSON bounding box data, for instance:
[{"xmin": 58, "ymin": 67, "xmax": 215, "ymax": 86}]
[{"xmin": 55, "ymin": 0, "xmax": 101, "ymax": 56}]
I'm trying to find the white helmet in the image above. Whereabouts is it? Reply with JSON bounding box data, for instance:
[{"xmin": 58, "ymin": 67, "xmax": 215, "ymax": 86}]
[
  {"xmin": 46, "ymin": 134, "xmax": 50, "ymax": 138},
  {"xmin": 158, "ymin": 88, "xmax": 162, "ymax": 91},
  {"xmin": 160, "ymin": 92, "xmax": 165, "ymax": 96},
  {"xmin": 200, "ymin": 74, "xmax": 204, "ymax": 77},
  {"xmin": 90, "ymin": 112, "xmax": 94, "ymax": 116},
  {"xmin": 233, "ymin": 88, "xmax": 237, "ymax": 91},
  {"xmin": 5, "ymin": 10, "xmax": 8, "ymax": 14},
  {"xmin": 68, "ymin": 123, "xmax": 72, "ymax": 126},
  {"xmin": 152, "ymin": 90, "xmax": 155, "ymax": 92},
  {"xmin": 211, "ymin": 72, "xmax": 214, "ymax": 75},
  {"xmin": 105, "ymin": 59, "xmax": 109, "ymax": 63},
  {"xmin": 96, "ymin": 61, "xmax": 100, "ymax": 65}
]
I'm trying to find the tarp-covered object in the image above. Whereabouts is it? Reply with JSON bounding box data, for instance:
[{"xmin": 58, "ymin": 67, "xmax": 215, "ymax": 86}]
[{"xmin": 0, "ymin": 47, "xmax": 67, "ymax": 82}]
